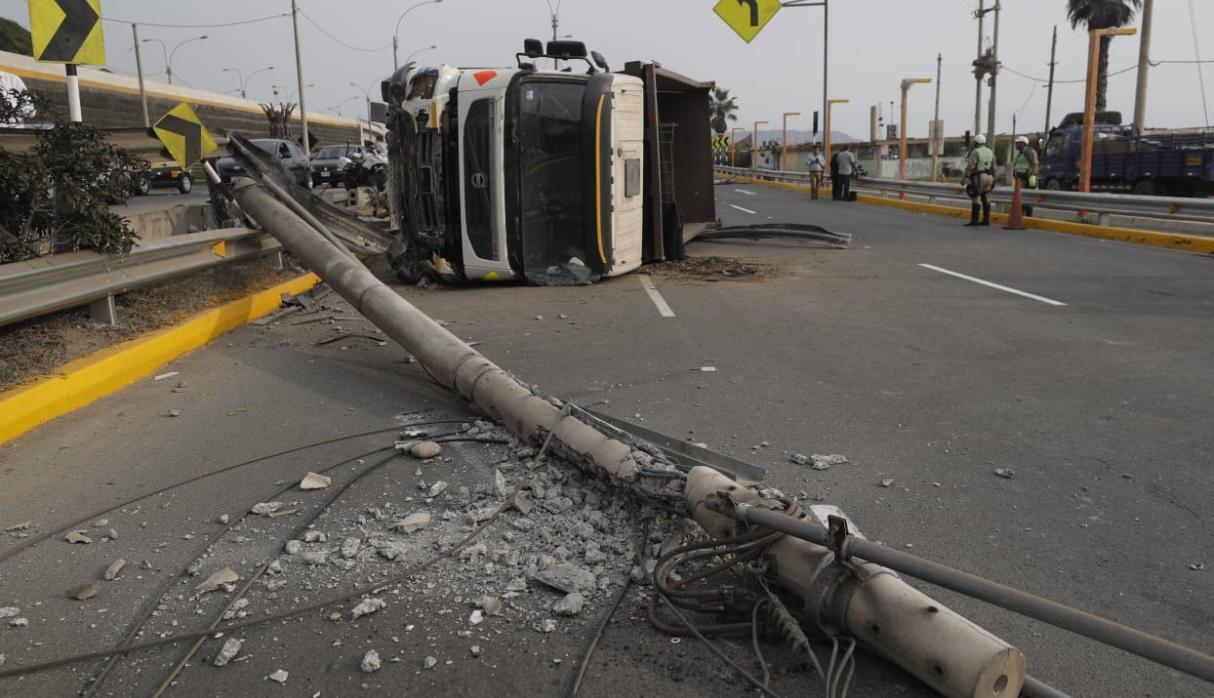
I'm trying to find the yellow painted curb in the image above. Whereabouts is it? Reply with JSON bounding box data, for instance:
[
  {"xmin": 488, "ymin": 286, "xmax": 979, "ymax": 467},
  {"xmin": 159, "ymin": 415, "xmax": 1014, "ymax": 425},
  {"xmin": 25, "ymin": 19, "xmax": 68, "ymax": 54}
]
[
  {"xmin": 730, "ymin": 175, "xmax": 1214, "ymax": 255},
  {"xmin": 0, "ymin": 272, "xmax": 321, "ymax": 446}
]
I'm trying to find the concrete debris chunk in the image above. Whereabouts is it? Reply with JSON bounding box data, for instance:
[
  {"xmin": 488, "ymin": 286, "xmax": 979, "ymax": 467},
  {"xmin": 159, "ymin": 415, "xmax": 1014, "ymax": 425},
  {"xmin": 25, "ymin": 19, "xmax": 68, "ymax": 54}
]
[
  {"xmin": 812, "ymin": 454, "xmax": 849, "ymax": 470},
  {"xmin": 267, "ymin": 669, "xmax": 289, "ymax": 684},
  {"xmin": 423, "ymin": 656, "xmax": 438, "ymax": 669},
  {"xmin": 70, "ymin": 583, "xmax": 99, "ymax": 601},
  {"xmin": 108, "ymin": 528, "xmax": 119, "ymax": 540},
  {"xmin": 469, "ymin": 609, "xmax": 484, "ymax": 626},
  {"xmin": 392, "ymin": 512, "xmax": 431, "ymax": 534},
  {"xmin": 301, "ymin": 550, "xmax": 328, "ymax": 566},
  {"xmin": 470, "ymin": 645, "xmax": 482, "ymax": 657},
  {"xmin": 361, "ymin": 649, "xmax": 382, "ymax": 673},
  {"xmin": 103, "ymin": 559, "xmax": 126, "ymax": 581},
  {"xmin": 303, "ymin": 530, "xmax": 327, "ymax": 543},
  {"xmin": 168, "ymin": 409, "xmax": 181, "ymax": 418},
  {"xmin": 0, "ymin": 654, "xmax": 5, "ymax": 666},
  {"xmin": 1190, "ymin": 563, "xmax": 1205, "ymax": 571},
  {"xmin": 410, "ymin": 441, "xmax": 443, "ymax": 459},
  {"xmin": 152, "ymin": 371, "xmax": 179, "ymax": 381},
  {"xmin": 197, "ymin": 567, "xmax": 240, "ymax": 594},
  {"xmin": 341, "ymin": 537, "xmax": 361, "ymax": 559},
  {"xmin": 427, "ymin": 481, "xmax": 449, "ymax": 498},
  {"xmin": 789, "ymin": 453, "xmax": 810, "ymax": 466},
  {"xmin": 284, "ymin": 540, "xmax": 303, "ymax": 555},
  {"xmin": 251, "ymin": 502, "xmax": 283, "ymax": 516},
  {"xmin": 494, "ymin": 469, "xmax": 508, "ymax": 497},
  {"xmin": 540, "ymin": 619, "xmax": 557, "ymax": 633},
  {"xmin": 299, "ymin": 472, "xmax": 332, "ymax": 490},
  {"xmin": 5, "ymin": 522, "xmax": 31, "ymax": 532},
  {"xmin": 0, "ymin": 608, "xmax": 20, "ymax": 619},
  {"xmin": 351, "ymin": 597, "xmax": 387, "ymax": 619},
  {"xmin": 509, "ymin": 492, "xmax": 533, "ymax": 515},
  {"xmin": 217, "ymin": 514, "xmax": 230, "ymax": 525},
  {"xmin": 880, "ymin": 479, "xmax": 895, "ymax": 488},
  {"xmin": 223, "ymin": 598, "xmax": 250, "ymax": 620},
  {"xmin": 536, "ymin": 563, "xmax": 597, "ymax": 594},
  {"xmin": 994, "ymin": 468, "xmax": 1015, "ymax": 480},
  {"xmin": 64, "ymin": 530, "xmax": 93, "ymax": 544},
  {"xmin": 213, "ymin": 637, "xmax": 243, "ymax": 666},
  {"xmin": 9, "ymin": 618, "xmax": 29, "ymax": 628},
  {"xmin": 480, "ymin": 596, "xmax": 503, "ymax": 616},
  {"xmin": 554, "ymin": 592, "xmax": 585, "ymax": 617}
]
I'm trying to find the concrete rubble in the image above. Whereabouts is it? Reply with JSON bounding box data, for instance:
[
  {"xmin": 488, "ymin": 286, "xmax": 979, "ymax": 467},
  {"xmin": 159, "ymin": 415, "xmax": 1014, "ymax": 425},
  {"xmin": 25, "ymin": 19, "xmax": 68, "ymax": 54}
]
[
  {"xmin": 103, "ymin": 558, "xmax": 126, "ymax": 581},
  {"xmin": 267, "ymin": 669, "xmax": 289, "ymax": 684},
  {"xmin": 213, "ymin": 637, "xmax": 243, "ymax": 667},
  {"xmin": 299, "ymin": 472, "xmax": 333, "ymax": 491},
  {"xmin": 251, "ymin": 502, "xmax": 284, "ymax": 516},
  {"xmin": 196, "ymin": 567, "xmax": 240, "ymax": 594},
  {"xmin": 360, "ymin": 649, "xmax": 381, "ymax": 673}
]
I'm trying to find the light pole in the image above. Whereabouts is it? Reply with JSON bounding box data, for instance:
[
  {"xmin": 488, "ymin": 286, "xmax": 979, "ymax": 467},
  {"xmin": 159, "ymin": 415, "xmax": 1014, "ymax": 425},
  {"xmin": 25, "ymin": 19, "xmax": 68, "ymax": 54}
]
[
  {"xmin": 290, "ymin": 0, "xmax": 311, "ymax": 156},
  {"xmin": 393, "ymin": 0, "xmax": 445, "ymax": 71},
  {"xmin": 1081, "ymin": 27, "xmax": 1137, "ymax": 192},
  {"xmin": 222, "ymin": 67, "xmax": 244, "ymax": 96},
  {"xmin": 130, "ymin": 24, "xmax": 149, "ymax": 127},
  {"xmin": 406, "ymin": 44, "xmax": 438, "ymax": 64},
  {"xmin": 752, "ymin": 120, "xmax": 769, "ymax": 170},
  {"xmin": 1132, "ymin": 0, "xmax": 1155, "ymax": 131},
  {"xmin": 900, "ymin": 78, "xmax": 931, "ymax": 183},
  {"xmin": 330, "ymin": 96, "xmax": 361, "ymax": 117},
  {"xmin": 823, "ymin": 98, "xmax": 848, "ymax": 177},
  {"xmin": 931, "ymin": 53, "xmax": 943, "ymax": 183},
  {"xmin": 157, "ymin": 34, "xmax": 207, "ymax": 86},
  {"xmin": 243, "ymin": 66, "xmax": 275, "ymax": 99},
  {"xmin": 273, "ymin": 83, "xmax": 314, "ymax": 103},
  {"xmin": 781, "ymin": 112, "xmax": 800, "ymax": 171},
  {"xmin": 545, "ymin": 0, "xmax": 567, "ymax": 41},
  {"xmin": 731, "ymin": 127, "xmax": 744, "ymax": 168},
  {"xmin": 351, "ymin": 81, "xmax": 376, "ymax": 144}
]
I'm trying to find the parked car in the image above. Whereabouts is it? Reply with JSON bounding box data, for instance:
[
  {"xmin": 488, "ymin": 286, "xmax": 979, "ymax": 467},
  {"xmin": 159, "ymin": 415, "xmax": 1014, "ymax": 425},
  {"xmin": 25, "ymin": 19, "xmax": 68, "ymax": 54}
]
[
  {"xmin": 310, "ymin": 144, "xmax": 386, "ymax": 189},
  {"xmin": 216, "ymin": 138, "xmax": 312, "ymax": 188}
]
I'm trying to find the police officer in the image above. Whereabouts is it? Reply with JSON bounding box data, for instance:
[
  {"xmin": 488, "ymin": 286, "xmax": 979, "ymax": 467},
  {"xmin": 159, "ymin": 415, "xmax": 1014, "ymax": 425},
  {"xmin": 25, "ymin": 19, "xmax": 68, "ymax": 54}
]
[
  {"xmin": 1011, "ymin": 135, "xmax": 1039, "ymax": 217},
  {"xmin": 964, "ymin": 134, "xmax": 996, "ymax": 227}
]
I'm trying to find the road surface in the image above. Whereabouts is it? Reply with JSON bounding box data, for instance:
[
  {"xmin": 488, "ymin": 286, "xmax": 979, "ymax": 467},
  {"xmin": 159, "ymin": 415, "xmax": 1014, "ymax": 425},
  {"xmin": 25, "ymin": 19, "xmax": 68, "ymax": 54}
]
[{"xmin": 2, "ymin": 185, "xmax": 1211, "ymax": 697}]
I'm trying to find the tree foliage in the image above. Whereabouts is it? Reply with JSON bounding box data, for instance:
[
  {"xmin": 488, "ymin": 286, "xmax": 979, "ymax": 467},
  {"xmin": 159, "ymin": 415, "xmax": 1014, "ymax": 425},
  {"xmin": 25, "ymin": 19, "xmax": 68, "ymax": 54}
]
[
  {"xmin": 709, "ymin": 87, "xmax": 739, "ymax": 135},
  {"xmin": 0, "ymin": 89, "xmax": 144, "ymax": 264},
  {"xmin": 1066, "ymin": 0, "xmax": 1142, "ymax": 111}
]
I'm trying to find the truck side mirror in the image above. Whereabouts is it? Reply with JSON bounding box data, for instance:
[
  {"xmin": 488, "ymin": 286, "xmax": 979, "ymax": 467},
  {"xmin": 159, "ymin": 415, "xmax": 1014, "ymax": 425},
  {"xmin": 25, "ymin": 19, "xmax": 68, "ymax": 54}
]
[{"xmin": 591, "ymin": 51, "xmax": 610, "ymax": 72}]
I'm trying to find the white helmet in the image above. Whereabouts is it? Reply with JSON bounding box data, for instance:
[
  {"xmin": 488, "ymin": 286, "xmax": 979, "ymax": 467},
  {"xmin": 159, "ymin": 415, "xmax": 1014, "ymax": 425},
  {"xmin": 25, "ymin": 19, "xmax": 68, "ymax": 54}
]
[
  {"xmin": 973, "ymin": 134, "xmax": 987, "ymax": 145},
  {"xmin": 1016, "ymin": 135, "xmax": 1030, "ymax": 145}
]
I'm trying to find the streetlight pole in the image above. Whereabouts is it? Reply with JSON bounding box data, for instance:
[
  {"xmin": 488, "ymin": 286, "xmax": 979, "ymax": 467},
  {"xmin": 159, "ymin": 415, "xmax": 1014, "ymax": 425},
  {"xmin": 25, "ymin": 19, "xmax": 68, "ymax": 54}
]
[
  {"xmin": 753, "ymin": 120, "xmax": 769, "ymax": 170},
  {"xmin": 243, "ymin": 66, "xmax": 275, "ymax": 99},
  {"xmin": 1132, "ymin": 0, "xmax": 1155, "ymax": 131},
  {"xmin": 131, "ymin": 24, "xmax": 149, "ymax": 127},
  {"xmin": 290, "ymin": 0, "xmax": 311, "ymax": 156},
  {"xmin": 1044, "ymin": 26, "xmax": 1058, "ymax": 138},
  {"xmin": 823, "ymin": 98, "xmax": 848, "ymax": 177},
  {"xmin": 985, "ymin": 2, "xmax": 1000, "ymax": 147},
  {"xmin": 142, "ymin": 38, "xmax": 169, "ymax": 84},
  {"xmin": 776, "ymin": 0, "xmax": 829, "ymax": 181},
  {"xmin": 222, "ymin": 67, "xmax": 244, "ymax": 97},
  {"xmin": 974, "ymin": 0, "xmax": 985, "ymax": 136},
  {"xmin": 781, "ymin": 112, "xmax": 800, "ymax": 171},
  {"xmin": 393, "ymin": 0, "xmax": 445, "ymax": 71},
  {"xmin": 1081, "ymin": 27, "xmax": 1136, "ymax": 192},
  {"xmin": 731, "ymin": 127, "xmax": 744, "ymax": 168},
  {"xmin": 931, "ymin": 53, "xmax": 942, "ymax": 182},
  {"xmin": 406, "ymin": 44, "xmax": 438, "ymax": 64},
  {"xmin": 167, "ymin": 35, "xmax": 208, "ymax": 85},
  {"xmin": 545, "ymin": 0, "xmax": 566, "ymax": 41},
  {"xmin": 900, "ymin": 78, "xmax": 931, "ymax": 184}
]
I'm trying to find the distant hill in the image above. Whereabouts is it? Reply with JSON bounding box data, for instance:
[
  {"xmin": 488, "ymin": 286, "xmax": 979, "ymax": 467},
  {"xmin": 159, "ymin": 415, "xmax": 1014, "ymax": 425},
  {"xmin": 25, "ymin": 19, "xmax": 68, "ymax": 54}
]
[{"xmin": 0, "ymin": 18, "xmax": 31, "ymax": 56}]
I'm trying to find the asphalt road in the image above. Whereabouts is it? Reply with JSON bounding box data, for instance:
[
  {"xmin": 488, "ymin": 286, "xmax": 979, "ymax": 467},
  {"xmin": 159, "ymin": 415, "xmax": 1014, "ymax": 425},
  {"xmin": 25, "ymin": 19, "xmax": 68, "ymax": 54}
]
[{"xmin": 2, "ymin": 186, "xmax": 1212, "ymax": 697}]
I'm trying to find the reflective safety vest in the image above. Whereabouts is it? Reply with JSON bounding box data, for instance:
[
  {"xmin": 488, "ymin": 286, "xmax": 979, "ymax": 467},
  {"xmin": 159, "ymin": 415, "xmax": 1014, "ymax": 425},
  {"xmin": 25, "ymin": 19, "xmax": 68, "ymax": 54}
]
[
  {"xmin": 975, "ymin": 146, "xmax": 995, "ymax": 173},
  {"xmin": 1012, "ymin": 150, "xmax": 1033, "ymax": 175}
]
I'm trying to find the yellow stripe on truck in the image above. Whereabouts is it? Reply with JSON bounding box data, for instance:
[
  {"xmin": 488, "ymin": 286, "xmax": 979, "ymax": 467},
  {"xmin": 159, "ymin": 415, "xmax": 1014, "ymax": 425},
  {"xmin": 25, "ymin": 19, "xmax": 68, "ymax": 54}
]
[{"xmin": 594, "ymin": 94, "xmax": 607, "ymax": 267}]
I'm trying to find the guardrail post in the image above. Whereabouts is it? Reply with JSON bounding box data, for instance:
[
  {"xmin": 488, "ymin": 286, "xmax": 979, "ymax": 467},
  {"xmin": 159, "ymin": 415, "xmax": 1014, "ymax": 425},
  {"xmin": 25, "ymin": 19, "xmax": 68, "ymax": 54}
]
[
  {"xmin": 1097, "ymin": 212, "xmax": 1111, "ymax": 227},
  {"xmin": 89, "ymin": 294, "xmax": 119, "ymax": 327}
]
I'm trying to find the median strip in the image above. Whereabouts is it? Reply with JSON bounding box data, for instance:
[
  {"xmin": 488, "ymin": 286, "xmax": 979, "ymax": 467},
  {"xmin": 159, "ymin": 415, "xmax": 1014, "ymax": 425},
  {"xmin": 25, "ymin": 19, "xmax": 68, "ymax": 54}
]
[{"xmin": 0, "ymin": 272, "xmax": 320, "ymax": 446}]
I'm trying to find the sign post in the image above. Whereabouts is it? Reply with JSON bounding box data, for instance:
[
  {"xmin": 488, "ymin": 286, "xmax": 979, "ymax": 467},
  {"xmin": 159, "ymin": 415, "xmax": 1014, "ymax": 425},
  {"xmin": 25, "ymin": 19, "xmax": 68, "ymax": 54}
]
[{"xmin": 29, "ymin": 0, "xmax": 106, "ymax": 123}]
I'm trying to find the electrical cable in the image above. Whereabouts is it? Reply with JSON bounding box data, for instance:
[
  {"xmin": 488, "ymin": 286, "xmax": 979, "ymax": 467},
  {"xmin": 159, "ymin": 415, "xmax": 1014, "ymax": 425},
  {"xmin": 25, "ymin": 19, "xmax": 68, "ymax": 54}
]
[
  {"xmin": 0, "ymin": 420, "xmax": 470, "ymax": 565},
  {"xmin": 1002, "ymin": 64, "xmax": 1136, "ymax": 84},
  {"xmin": 101, "ymin": 13, "xmax": 290, "ymax": 29},
  {"xmin": 567, "ymin": 571, "xmax": 635, "ymax": 697},
  {"xmin": 296, "ymin": 8, "xmax": 393, "ymax": 53},
  {"xmin": 752, "ymin": 599, "xmax": 772, "ymax": 688}
]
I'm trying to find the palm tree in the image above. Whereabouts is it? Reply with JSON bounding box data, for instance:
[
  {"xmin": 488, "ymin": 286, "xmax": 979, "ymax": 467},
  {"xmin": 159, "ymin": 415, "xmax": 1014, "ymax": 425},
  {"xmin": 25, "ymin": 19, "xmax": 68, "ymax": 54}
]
[
  {"xmin": 1066, "ymin": 0, "xmax": 1142, "ymax": 111},
  {"xmin": 709, "ymin": 87, "xmax": 739, "ymax": 135}
]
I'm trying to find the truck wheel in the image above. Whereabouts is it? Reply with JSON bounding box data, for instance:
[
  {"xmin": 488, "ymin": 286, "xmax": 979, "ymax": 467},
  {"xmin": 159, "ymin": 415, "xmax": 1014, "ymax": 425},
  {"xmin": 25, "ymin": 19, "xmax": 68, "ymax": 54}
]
[
  {"xmin": 1132, "ymin": 180, "xmax": 1158, "ymax": 197},
  {"xmin": 177, "ymin": 173, "xmax": 193, "ymax": 194},
  {"xmin": 1043, "ymin": 178, "xmax": 1063, "ymax": 191}
]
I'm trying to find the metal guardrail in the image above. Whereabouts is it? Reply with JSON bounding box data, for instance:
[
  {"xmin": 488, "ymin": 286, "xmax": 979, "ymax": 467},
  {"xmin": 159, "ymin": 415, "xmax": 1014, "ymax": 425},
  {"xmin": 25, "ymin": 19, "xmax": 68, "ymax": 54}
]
[
  {"xmin": 716, "ymin": 166, "xmax": 1214, "ymax": 225},
  {"xmin": 0, "ymin": 228, "xmax": 281, "ymax": 328}
]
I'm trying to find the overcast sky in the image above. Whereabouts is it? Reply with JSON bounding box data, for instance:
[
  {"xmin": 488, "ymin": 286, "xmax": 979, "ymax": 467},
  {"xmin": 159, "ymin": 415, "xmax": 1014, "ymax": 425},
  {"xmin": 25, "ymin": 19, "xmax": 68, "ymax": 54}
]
[{"xmin": 3, "ymin": 0, "xmax": 1211, "ymax": 138}]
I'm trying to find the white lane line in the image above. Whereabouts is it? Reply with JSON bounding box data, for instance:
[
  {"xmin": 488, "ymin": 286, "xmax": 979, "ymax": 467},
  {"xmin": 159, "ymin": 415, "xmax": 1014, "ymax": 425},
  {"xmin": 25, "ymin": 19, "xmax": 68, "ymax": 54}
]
[
  {"xmin": 734, "ymin": 188, "xmax": 756, "ymax": 196},
  {"xmin": 918, "ymin": 264, "xmax": 1067, "ymax": 307},
  {"xmin": 729, "ymin": 203, "xmax": 757, "ymax": 215},
  {"xmin": 639, "ymin": 276, "xmax": 676, "ymax": 318}
]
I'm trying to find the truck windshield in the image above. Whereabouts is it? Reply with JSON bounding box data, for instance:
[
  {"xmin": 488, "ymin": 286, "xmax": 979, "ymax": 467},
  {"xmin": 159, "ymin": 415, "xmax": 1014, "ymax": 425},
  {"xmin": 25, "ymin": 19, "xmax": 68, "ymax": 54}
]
[{"xmin": 518, "ymin": 80, "xmax": 587, "ymax": 277}]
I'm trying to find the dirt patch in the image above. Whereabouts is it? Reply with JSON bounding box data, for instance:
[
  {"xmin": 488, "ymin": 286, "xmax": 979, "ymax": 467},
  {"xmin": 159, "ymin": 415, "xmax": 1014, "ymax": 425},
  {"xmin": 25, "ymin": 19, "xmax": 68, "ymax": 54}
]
[
  {"xmin": 0, "ymin": 257, "xmax": 302, "ymax": 392},
  {"xmin": 639, "ymin": 255, "xmax": 777, "ymax": 282}
]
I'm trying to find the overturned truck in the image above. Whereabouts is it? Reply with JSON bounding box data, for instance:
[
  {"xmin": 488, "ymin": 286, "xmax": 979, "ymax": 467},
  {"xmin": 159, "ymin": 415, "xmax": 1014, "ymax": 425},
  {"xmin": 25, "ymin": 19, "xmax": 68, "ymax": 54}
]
[{"xmin": 381, "ymin": 39, "xmax": 716, "ymax": 285}]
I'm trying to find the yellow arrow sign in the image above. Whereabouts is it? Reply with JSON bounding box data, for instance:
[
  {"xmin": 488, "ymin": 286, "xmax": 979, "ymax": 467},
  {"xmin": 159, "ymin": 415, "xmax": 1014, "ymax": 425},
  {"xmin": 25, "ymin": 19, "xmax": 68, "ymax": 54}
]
[
  {"xmin": 152, "ymin": 102, "xmax": 218, "ymax": 171},
  {"xmin": 713, "ymin": 0, "xmax": 782, "ymax": 44},
  {"xmin": 30, "ymin": 0, "xmax": 105, "ymax": 65}
]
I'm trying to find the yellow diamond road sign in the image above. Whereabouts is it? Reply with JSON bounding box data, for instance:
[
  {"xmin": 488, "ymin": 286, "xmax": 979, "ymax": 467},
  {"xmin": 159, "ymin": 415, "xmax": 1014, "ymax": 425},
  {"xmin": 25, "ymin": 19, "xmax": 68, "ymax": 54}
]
[
  {"xmin": 152, "ymin": 103, "xmax": 218, "ymax": 171},
  {"xmin": 714, "ymin": 0, "xmax": 782, "ymax": 44},
  {"xmin": 30, "ymin": 0, "xmax": 106, "ymax": 65}
]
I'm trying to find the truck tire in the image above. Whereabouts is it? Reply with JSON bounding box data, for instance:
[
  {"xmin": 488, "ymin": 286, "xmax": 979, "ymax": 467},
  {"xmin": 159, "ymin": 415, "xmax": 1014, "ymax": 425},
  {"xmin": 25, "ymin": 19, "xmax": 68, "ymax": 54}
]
[
  {"xmin": 1132, "ymin": 180, "xmax": 1159, "ymax": 197},
  {"xmin": 1043, "ymin": 178, "xmax": 1063, "ymax": 191},
  {"xmin": 177, "ymin": 172, "xmax": 193, "ymax": 194}
]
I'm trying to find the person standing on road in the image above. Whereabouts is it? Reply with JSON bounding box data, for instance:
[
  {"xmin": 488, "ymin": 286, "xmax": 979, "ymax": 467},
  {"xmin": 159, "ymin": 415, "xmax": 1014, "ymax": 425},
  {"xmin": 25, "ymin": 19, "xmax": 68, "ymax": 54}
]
[
  {"xmin": 1011, "ymin": 136, "xmax": 1039, "ymax": 217},
  {"xmin": 835, "ymin": 144, "xmax": 856, "ymax": 202},
  {"xmin": 805, "ymin": 144, "xmax": 826, "ymax": 200},
  {"xmin": 964, "ymin": 134, "xmax": 996, "ymax": 226},
  {"xmin": 829, "ymin": 149, "xmax": 841, "ymax": 200}
]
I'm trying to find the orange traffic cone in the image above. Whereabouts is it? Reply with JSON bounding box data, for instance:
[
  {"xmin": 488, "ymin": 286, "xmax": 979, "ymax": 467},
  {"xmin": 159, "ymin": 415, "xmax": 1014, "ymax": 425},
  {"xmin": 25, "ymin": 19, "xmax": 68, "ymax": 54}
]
[{"xmin": 1004, "ymin": 180, "xmax": 1027, "ymax": 230}]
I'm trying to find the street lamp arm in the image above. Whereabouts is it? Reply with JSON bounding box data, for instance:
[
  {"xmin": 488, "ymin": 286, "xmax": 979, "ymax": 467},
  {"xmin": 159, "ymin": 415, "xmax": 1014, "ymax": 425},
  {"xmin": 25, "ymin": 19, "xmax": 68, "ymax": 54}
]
[{"xmin": 395, "ymin": 0, "xmax": 443, "ymax": 45}]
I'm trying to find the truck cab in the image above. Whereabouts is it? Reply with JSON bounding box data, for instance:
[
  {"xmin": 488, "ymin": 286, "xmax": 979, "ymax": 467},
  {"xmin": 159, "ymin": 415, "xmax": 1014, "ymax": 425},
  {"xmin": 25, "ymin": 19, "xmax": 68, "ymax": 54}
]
[{"xmin": 384, "ymin": 40, "xmax": 645, "ymax": 285}]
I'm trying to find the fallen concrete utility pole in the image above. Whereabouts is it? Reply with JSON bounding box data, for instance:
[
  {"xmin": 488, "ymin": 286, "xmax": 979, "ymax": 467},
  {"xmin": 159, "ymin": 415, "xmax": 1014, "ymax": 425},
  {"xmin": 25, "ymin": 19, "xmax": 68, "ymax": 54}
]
[{"xmin": 227, "ymin": 153, "xmax": 1031, "ymax": 696}]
